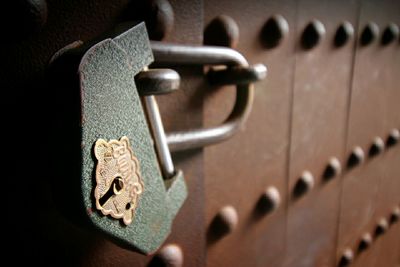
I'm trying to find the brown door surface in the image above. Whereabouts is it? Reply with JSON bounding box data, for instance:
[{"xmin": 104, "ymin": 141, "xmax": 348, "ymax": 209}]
[{"xmin": 4, "ymin": 0, "xmax": 399, "ymax": 266}]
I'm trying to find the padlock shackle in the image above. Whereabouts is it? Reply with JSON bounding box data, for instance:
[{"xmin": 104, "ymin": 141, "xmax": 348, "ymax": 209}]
[
  {"xmin": 150, "ymin": 41, "xmax": 266, "ymax": 152},
  {"xmin": 151, "ymin": 41, "xmax": 248, "ymax": 66}
]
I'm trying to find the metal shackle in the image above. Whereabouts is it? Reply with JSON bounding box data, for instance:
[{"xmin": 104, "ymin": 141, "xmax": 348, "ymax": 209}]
[{"xmin": 136, "ymin": 42, "xmax": 266, "ymax": 178}]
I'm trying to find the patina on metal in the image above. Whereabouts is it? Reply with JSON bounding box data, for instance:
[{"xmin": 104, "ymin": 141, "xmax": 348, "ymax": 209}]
[{"xmin": 50, "ymin": 22, "xmax": 188, "ymax": 255}]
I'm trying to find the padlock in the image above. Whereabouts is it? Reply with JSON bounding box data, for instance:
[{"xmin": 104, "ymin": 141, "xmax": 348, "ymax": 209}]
[
  {"xmin": 49, "ymin": 23, "xmax": 187, "ymax": 254},
  {"xmin": 48, "ymin": 22, "xmax": 266, "ymax": 255}
]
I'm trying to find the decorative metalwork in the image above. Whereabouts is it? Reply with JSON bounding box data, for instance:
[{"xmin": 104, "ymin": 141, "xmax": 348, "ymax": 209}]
[{"xmin": 94, "ymin": 136, "xmax": 144, "ymax": 225}]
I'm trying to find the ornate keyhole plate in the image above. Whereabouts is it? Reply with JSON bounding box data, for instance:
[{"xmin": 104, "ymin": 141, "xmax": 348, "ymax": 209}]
[{"xmin": 94, "ymin": 136, "xmax": 144, "ymax": 225}]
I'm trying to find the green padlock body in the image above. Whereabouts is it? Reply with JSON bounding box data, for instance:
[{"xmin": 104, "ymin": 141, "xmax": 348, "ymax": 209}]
[{"xmin": 49, "ymin": 23, "xmax": 187, "ymax": 254}]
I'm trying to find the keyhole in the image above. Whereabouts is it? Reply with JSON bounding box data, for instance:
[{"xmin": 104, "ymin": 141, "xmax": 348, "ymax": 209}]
[{"xmin": 99, "ymin": 177, "xmax": 124, "ymax": 207}]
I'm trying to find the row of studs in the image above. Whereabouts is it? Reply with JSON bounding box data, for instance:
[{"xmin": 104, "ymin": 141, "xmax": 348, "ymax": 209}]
[
  {"xmin": 146, "ymin": 96, "xmax": 400, "ymax": 266},
  {"xmin": 338, "ymin": 205, "xmax": 400, "ymax": 267},
  {"xmin": 208, "ymin": 128, "xmax": 400, "ymax": 244},
  {"xmin": 293, "ymin": 128, "xmax": 400, "ymax": 200},
  {"xmin": 204, "ymin": 14, "xmax": 400, "ymax": 50},
  {"xmin": 146, "ymin": 6, "xmax": 400, "ymax": 265}
]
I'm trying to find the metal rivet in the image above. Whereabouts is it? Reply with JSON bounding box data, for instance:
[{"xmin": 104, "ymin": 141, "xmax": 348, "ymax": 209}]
[
  {"xmin": 216, "ymin": 205, "xmax": 239, "ymax": 235},
  {"xmin": 386, "ymin": 128, "xmax": 400, "ymax": 147},
  {"xmin": 207, "ymin": 205, "xmax": 239, "ymax": 244},
  {"xmin": 368, "ymin": 137, "xmax": 385, "ymax": 157},
  {"xmin": 293, "ymin": 171, "xmax": 314, "ymax": 199},
  {"xmin": 360, "ymin": 22, "xmax": 379, "ymax": 46},
  {"xmin": 381, "ymin": 23, "xmax": 400, "ymax": 45},
  {"xmin": 204, "ymin": 15, "xmax": 240, "ymax": 48},
  {"xmin": 146, "ymin": 0, "xmax": 174, "ymax": 41},
  {"xmin": 334, "ymin": 21, "xmax": 354, "ymax": 47},
  {"xmin": 301, "ymin": 20, "xmax": 326, "ymax": 49},
  {"xmin": 389, "ymin": 206, "xmax": 400, "ymax": 225},
  {"xmin": 347, "ymin": 146, "xmax": 364, "ymax": 169},
  {"xmin": 357, "ymin": 233, "xmax": 372, "ymax": 253},
  {"xmin": 151, "ymin": 244, "xmax": 184, "ymax": 267},
  {"xmin": 323, "ymin": 157, "xmax": 342, "ymax": 181},
  {"xmin": 374, "ymin": 218, "xmax": 389, "ymax": 237},
  {"xmin": 6, "ymin": 0, "xmax": 48, "ymax": 39},
  {"xmin": 260, "ymin": 14, "xmax": 289, "ymax": 49},
  {"xmin": 338, "ymin": 248, "xmax": 354, "ymax": 267},
  {"xmin": 258, "ymin": 186, "xmax": 281, "ymax": 214}
]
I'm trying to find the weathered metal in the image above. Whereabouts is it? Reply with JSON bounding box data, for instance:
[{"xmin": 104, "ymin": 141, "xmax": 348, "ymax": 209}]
[
  {"xmin": 150, "ymin": 41, "xmax": 266, "ymax": 152},
  {"xmin": 4, "ymin": 0, "xmax": 48, "ymax": 39},
  {"xmin": 323, "ymin": 157, "xmax": 342, "ymax": 181},
  {"xmin": 301, "ymin": 19, "xmax": 326, "ymax": 49},
  {"xmin": 381, "ymin": 23, "xmax": 399, "ymax": 45},
  {"xmin": 50, "ymin": 23, "xmax": 188, "ymax": 254},
  {"xmin": 204, "ymin": 1, "xmax": 296, "ymax": 266},
  {"xmin": 258, "ymin": 186, "xmax": 281, "ymax": 214},
  {"xmin": 204, "ymin": 15, "xmax": 240, "ymax": 48},
  {"xmin": 334, "ymin": 21, "xmax": 354, "ymax": 47},
  {"xmin": 386, "ymin": 128, "xmax": 400, "ymax": 147},
  {"xmin": 150, "ymin": 243, "xmax": 184, "ymax": 267},
  {"xmin": 285, "ymin": 1, "xmax": 359, "ymax": 266},
  {"xmin": 357, "ymin": 233, "xmax": 373, "ymax": 253},
  {"xmin": 143, "ymin": 95, "xmax": 176, "ymax": 178},
  {"xmin": 207, "ymin": 64, "xmax": 267, "ymax": 86},
  {"xmin": 360, "ymin": 22, "xmax": 379, "ymax": 46},
  {"xmin": 368, "ymin": 136, "xmax": 385, "ymax": 158},
  {"xmin": 339, "ymin": 248, "xmax": 354, "ymax": 267},
  {"xmin": 5, "ymin": 0, "xmax": 400, "ymax": 266},
  {"xmin": 336, "ymin": 1, "xmax": 400, "ymax": 266},
  {"xmin": 136, "ymin": 68, "xmax": 181, "ymax": 96},
  {"xmin": 347, "ymin": 146, "xmax": 365, "ymax": 169},
  {"xmin": 292, "ymin": 171, "xmax": 315, "ymax": 200},
  {"xmin": 260, "ymin": 14, "xmax": 290, "ymax": 49}
]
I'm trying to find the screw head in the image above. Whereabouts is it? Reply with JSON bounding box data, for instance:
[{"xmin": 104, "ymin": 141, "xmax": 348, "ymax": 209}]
[
  {"xmin": 259, "ymin": 186, "xmax": 281, "ymax": 214},
  {"xmin": 386, "ymin": 129, "xmax": 400, "ymax": 147},
  {"xmin": 347, "ymin": 146, "xmax": 365, "ymax": 169},
  {"xmin": 360, "ymin": 22, "xmax": 379, "ymax": 46},
  {"xmin": 381, "ymin": 23, "xmax": 399, "ymax": 45},
  {"xmin": 260, "ymin": 14, "xmax": 289, "ymax": 48},
  {"xmin": 323, "ymin": 157, "xmax": 342, "ymax": 181},
  {"xmin": 368, "ymin": 137, "xmax": 385, "ymax": 157},
  {"xmin": 374, "ymin": 218, "xmax": 389, "ymax": 237},
  {"xmin": 338, "ymin": 248, "xmax": 354, "ymax": 267},
  {"xmin": 334, "ymin": 21, "xmax": 354, "ymax": 47},
  {"xmin": 204, "ymin": 15, "xmax": 240, "ymax": 48},
  {"xmin": 301, "ymin": 20, "xmax": 326, "ymax": 49},
  {"xmin": 357, "ymin": 233, "xmax": 372, "ymax": 253},
  {"xmin": 293, "ymin": 171, "xmax": 314, "ymax": 199}
]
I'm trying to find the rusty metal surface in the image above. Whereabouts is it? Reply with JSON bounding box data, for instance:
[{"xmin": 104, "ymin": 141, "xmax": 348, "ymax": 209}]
[
  {"xmin": 358, "ymin": 2, "xmax": 400, "ymax": 265},
  {"xmin": 152, "ymin": 1, "xmax": 206, "ymax": 266},
  {"xmin": 204, "ymin": 0, "xmax": 296, "ymax": 266},
  {"xmin": 4, "ymin": 0, "xmax": 400, "ymax": 266},
  {"xmin": 4, "ymin": 0, "xmax": 205, "ymax": 266},
  {"xmin": 284, "ymin": 1, "xmax": 359, "ymax": 267},
  {"xmin": 336, "ymin": 1, "xmax": 399, "ymax": 266}
]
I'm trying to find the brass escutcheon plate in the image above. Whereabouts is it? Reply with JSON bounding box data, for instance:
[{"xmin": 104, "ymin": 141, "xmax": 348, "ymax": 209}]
[{"xmin": 94, "ymin": 136, "xmax": 144, "ymax": 225}]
